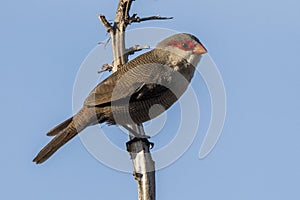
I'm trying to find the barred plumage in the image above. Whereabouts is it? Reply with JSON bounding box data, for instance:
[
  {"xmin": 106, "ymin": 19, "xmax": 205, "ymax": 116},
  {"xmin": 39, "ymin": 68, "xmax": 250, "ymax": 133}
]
[{"xmin": 33, "ymin": 33, "xmax": 207, "ymax": 164}]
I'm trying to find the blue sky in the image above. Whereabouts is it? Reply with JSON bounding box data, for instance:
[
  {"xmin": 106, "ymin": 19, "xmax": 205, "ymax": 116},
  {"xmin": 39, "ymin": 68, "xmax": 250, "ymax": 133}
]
[{"xmin": 1, "ymin": 0, "xmax": 300, "ymax": 199}]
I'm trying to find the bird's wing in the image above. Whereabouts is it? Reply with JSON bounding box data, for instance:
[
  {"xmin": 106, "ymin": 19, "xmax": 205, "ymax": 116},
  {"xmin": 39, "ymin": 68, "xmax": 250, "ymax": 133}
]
[
  {"xmin": 84, "ymin": 61, "xmax": 167, "ymax": 107},
  {"xmin": 131, "ymin": 83, "xmax": 169, "ymax": 101},
  {"xmin": 84, "ymin": 72, "xmax": 119, "ymax": 106}
]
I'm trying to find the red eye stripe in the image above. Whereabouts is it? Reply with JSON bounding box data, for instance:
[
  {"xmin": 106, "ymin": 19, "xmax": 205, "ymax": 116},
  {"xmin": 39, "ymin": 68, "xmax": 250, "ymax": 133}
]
[{"xmin": 168, "ymin": 40, "xmax": 196, "ymax": 50}]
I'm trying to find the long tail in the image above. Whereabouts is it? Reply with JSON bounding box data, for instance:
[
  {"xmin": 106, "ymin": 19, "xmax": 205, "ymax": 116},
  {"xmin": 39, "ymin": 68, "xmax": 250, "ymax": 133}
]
[
  {"xmin": 33, "ymin": 107, "xmax": 101, "ymax": 164},
  {"xmin": 33, "ymin": 118, "xmax": 79, "ymax": 164}
]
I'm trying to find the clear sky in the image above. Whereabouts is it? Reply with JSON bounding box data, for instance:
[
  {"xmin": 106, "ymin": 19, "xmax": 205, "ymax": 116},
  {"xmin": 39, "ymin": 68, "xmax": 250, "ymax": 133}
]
[{"xmin": 1, "ymin": 0, "xmax": 300, "ymax": 199}]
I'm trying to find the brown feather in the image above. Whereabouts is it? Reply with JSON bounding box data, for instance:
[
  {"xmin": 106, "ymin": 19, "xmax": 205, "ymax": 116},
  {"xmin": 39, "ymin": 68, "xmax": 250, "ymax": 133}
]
[
  {"xmin": 46, "ymin": 117, "xmax": 73, "ymax": 136},
  {"xmin": 33, "ymin": 33, "xmax": 204, "ymax": 164}
]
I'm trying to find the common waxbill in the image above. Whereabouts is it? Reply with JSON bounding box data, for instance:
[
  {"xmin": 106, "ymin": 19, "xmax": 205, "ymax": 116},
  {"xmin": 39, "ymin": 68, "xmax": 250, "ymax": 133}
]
[{"xmin": 33, "ymin": 33, "xmax": 207, "ymax": 164}]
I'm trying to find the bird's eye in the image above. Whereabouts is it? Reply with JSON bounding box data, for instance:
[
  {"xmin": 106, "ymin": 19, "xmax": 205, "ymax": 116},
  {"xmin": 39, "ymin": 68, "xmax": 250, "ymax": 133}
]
[{"xmin": 181, "ymin": 43, "xmax": 189, "ymax": 48}]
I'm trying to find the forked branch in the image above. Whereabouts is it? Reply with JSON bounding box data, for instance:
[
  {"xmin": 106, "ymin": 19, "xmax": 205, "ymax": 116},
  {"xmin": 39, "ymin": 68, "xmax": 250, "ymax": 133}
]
[{"xmin": 97, "ymin": 1, "xmax": 173, "ymax": 199}]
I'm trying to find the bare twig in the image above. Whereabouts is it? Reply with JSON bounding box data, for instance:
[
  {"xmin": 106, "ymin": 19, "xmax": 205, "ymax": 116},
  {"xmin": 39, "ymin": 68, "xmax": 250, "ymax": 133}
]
[
  {"xmin": 97, "ymin": 14, "xmax": 113, "ymax": 32},
  {"xmin": 126, "ymin": 45, "xmax": 150, "ymax": 56},
  {"xmin": 128, "ymin": 14, "xmax": 173, "ymax": 24},
  {"xmin": 98, "ymin": 63, "xmax": 113, "ymax": 73}
]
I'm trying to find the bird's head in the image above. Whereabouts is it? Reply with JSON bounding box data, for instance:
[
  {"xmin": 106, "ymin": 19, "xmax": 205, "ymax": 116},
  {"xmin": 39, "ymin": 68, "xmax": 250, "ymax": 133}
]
[{"xmin": 156, "ymin": 33, "xmax": 207, "ymax": 67}]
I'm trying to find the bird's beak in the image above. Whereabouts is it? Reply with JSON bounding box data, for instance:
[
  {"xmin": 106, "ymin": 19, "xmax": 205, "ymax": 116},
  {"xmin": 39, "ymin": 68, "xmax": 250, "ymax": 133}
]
[{"xmin": 193, "ymin": 43, "xmax": 207, "ymax": 55}]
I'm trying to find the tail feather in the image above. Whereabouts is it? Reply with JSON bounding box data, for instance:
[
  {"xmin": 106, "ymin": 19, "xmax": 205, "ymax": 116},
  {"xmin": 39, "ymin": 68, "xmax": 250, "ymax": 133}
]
[
  {"xmin": 33, "ymin": 120, "xmax": 78, "ymax": 164},
  {"xmin": 46, "ymin": 117, "xmax": 73, "ymax": 136},
  {"xmin": 33, "ymin": 107, "xmax": 105, "ymax": 164}
]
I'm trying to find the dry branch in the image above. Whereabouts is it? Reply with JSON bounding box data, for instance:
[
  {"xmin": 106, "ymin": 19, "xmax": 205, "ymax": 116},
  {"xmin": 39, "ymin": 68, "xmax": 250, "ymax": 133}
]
[
  {"xmin": 98, "ymin": 63, "xmax": 113, "ymax": 73},
  {"xmin": 128, "ymin": 14, "xmax": 173, "ymax": 24},
  {"xmin": 126, "ymin": 45, "xmax": 150, "ymax": 56},
  {"xmin": 98, "ymin": 14, "xmax": 112, "ymax": 32},
  {"xmin": 97, "ymin": 1, "xmax": 172, "ymax": 199}
]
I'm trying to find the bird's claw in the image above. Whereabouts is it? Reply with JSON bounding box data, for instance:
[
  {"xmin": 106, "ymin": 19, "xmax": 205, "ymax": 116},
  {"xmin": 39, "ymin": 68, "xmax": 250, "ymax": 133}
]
[{"xmin": 126, "ymin": 137, "xmax": 154, "ymax": 152}]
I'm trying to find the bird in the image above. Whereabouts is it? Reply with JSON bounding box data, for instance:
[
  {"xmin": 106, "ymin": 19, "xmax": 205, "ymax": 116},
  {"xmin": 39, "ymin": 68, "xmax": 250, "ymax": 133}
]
[{"xmin": 33, "ymin": 33, "xmax": 207, "ymax": 164}]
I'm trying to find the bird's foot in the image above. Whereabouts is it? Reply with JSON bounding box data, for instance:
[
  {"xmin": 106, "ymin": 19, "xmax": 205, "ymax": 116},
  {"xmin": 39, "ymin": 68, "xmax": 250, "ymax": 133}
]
[
  {"xmin": 122, "ymin": 124, "xmax": 154, "ymax": 150},
  {"xmin": 126, "ymin": 137, "xmax": 154, "ymax": 151}
]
